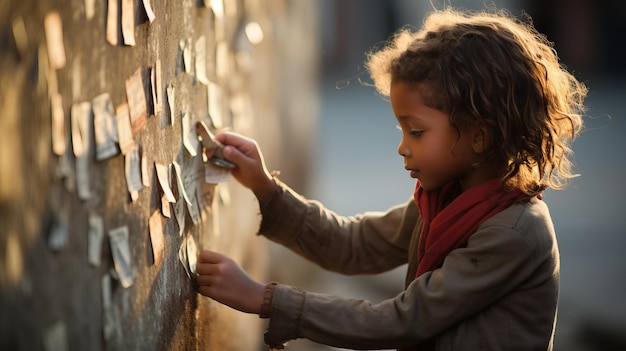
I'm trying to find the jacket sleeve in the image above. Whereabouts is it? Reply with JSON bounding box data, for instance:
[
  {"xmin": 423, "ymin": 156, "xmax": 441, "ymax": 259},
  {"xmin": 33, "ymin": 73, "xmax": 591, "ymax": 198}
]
[
  {"xmin": 263, "ymin": 216, "xmax": 544, "ymax": 350},
  {"xmin": 258, "ymin": 178, "xmax": 418, "ymax": 275}
]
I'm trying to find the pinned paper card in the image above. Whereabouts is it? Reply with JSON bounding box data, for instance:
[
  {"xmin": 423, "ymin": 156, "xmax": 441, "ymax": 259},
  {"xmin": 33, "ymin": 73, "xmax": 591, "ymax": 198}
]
[
  {"xmin": 155, "ymin": 162, "xmax": 176, "ymax": 203},
  {"xmin": 71, "ymin": 102, "xmax": 91, "ymax": 157},
  {"xmin": 121, "ymin": 0, "xmax": 135, "ymax": 46},
  {"xmin": 142, "ymin": 0, "xmax": 156, "ymax": 23},
  {"xmin": 141, "ymin": 151, "xmax": 151, "ymax": 187},
  {"xmin": 106, "ymin": 0, "xmax": 119, "ymax": 45},
  {"xmin": 44, "ymin": 11, "xmax": 66, "ymax": 70},
  {"xmin": 125, "ymin": 68, "xmax": 148, "ymax": 133},
  {"xmin": 92, "ymin": 93, "xmax": 120, "ymax": 161},
  {"xmin": 182, "ymin": 112, "xmax": 198, "ymax": 157},
  {"xmin": 171, "ymin": 162, "xmax": 191, "ymax": 235},
  {"xmin": 50, "ymin": 93, "xmax": 66, "ymax": 156},
  {"xmin": 148, "ymin": 211, "xmax": 164, "ymax": 267},
  {"xmin": 181, "ymin": 155, "xmax": 202, "ymax": 225},
  {"xmin": 88, "ymin": 214, "xmax": 104, "ymax": 266},
  {"xmin": 115, "ymin": 103, "xmax": 135, "ymax": 155},
  {"xmin": 125, "ymin": 145, "xmax": 143, "ymax": 201},
  {"xmin": 48, "ymin": 207, "xmax": 69, "ymax": 251},
  {"xmin": 179, "ymin": 235, "xmax": 191, "ymax": 279},
  {"xmin": 161, "ymin": 194, "xmax": 171, "ymax": 218},
  {"xmin": 186, "ymin": 235, "xmax": 198, "ymax": 275},
  {"xmin": 108, "ymin": 226, "xmax": 134, "ymax": 288},
  {"xmin": 76, "ymin": 130, "xmax": 92, "ymax": 201}
]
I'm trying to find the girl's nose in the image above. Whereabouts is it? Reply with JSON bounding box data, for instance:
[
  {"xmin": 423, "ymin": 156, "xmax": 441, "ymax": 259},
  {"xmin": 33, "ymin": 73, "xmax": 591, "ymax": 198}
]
[{"xmin": 397, "ymin": 138, "xmax": 410, "ymax": 157}]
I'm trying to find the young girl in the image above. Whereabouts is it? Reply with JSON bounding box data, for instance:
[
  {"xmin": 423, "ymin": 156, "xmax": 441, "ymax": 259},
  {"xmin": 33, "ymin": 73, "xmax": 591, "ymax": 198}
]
[{"xmin": 196, "ymin": 8, "xmax": 586, "ymax": 350}]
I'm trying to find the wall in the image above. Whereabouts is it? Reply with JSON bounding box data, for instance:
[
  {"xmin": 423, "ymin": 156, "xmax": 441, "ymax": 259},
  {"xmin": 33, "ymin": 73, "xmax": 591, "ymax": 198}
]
[{"xmin": 0, "ymin": 0, "xmax": 318, "ymax": 350}]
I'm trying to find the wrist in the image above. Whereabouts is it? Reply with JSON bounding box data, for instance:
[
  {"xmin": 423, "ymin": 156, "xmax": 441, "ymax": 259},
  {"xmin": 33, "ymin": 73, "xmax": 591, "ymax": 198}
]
[{"xmin": 254, "ymin": 173, "xmax": 277, "ymax": 204}]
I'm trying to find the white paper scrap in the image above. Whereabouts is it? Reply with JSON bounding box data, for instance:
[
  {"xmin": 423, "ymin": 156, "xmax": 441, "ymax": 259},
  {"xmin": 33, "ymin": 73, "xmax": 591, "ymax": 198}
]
[
  {"xmin": 125, "ymin": 68, "xmax": 148, "ymax": 133},
  {"xmin": 108, "ymin": 226, "xmax": 134, "ymax": 288},
  {"xmin": 121, "ymin": 0, "xmax": 136, "ymax": 46},
  {"xmin": 50, "ymin": 93, "xmax": 67, "ymax": 156},
  {"xmin": 44, "ymin": 11, "xmax": 66, "ymax": 70},
  {"xmin": 71, "ymin": 102, "xmax": 91, "ymax": 157},
  {"xmin": 186, "ymin": 235, "xmax": 198, "ymax": 275},
  {"xmin": 125, "ymin": 145, "xmax": 143, "ymax": 201},
  {"xmin": 149, "ymin": 211, "xmax": 164, "ymax": 267},
  {"xmin": 115, "ymin": 103, "xmax": 135, "ymax": 155},
  {"xmin": 92, "ymin": 93, "xmax": 120, "ymax": 161},
  {"xmin": 106, "ymin": 0, "xmax": 119, "ymax": 45},
  {"xmin": 155, "ymin": 162, "xmax": 176, "ymax": 203},
  {"xmin": 88, "ymin": 214, "xmax": 104, "ymax": 266},
  {"xmin": 142, "ymin": 0, "xmax": 156, "ymax": 23},
  {"xmin": 182, "ymin": 112, "xmax": 198, "ymax": 157}
]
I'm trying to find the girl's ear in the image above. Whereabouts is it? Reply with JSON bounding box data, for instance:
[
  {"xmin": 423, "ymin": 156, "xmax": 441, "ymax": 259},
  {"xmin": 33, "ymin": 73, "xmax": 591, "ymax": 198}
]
[{"xmin": 471, "ymin": 124, "xmax": 490, "ymax": 154}]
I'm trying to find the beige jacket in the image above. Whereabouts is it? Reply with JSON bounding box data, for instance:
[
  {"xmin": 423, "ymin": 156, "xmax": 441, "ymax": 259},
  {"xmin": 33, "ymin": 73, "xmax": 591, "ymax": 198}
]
[{"xmin": 259, "ymin": 179, "xmax": 559, "ymax": 350}]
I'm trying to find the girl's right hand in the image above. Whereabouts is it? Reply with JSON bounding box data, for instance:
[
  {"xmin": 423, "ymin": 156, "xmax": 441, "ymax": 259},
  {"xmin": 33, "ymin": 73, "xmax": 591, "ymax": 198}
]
[{"xmin": 214, "ymin": 132, "xmax": 276, "ymax": 202}]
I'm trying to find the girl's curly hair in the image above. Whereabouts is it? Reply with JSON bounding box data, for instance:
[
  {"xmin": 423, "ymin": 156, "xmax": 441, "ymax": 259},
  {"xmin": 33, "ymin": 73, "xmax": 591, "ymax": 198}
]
[{"xmin": 366, "ymin": 9, "xmax": 587, "ymax": 196}]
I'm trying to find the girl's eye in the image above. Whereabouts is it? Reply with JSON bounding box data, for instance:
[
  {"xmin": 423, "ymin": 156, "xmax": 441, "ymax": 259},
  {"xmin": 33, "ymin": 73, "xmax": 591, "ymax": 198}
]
[{"xmin": 410, "ymin": 130, "xmax": 424, "ymax": 137}]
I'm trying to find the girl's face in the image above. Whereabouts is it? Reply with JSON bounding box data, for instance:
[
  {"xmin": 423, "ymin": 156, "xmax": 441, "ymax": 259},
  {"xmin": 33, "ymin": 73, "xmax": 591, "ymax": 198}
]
[{"xmin": 390, "ymin": 80, "xmax": 486, "ymax": 192}]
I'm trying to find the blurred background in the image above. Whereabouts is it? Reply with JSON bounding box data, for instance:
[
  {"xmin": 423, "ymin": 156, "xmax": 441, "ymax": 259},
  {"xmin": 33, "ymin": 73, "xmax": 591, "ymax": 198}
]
[{"xmin": 270, "ymin": 0, "xmax": 626, "ymax": 350}]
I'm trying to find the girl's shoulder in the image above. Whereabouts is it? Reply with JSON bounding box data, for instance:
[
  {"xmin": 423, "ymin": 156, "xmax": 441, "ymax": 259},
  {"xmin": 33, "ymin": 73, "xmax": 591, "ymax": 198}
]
[{"xmin": 480, "ymin": 197, "xmax": 554, "ymax": 238}]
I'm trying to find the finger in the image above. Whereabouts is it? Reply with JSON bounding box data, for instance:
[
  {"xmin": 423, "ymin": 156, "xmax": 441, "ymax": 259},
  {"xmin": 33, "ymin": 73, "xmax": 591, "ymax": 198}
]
[
  {"xmin": 195, "ymin": 274, "xmax": 215, "ymax": 286},
  {"xmin": 215, "ymin": 132, "xmax": 252, "ymax": 148},
  {"xmin": 220, "ymin": 145, "xmax": 250, "ymax": 166},
  {"xmin": 198, "ymin": 250, "xmax": 223, "ymax": 264},
  {"xmin": 196, "ymin": 262, "xmax": 218, "ymax": 275}
]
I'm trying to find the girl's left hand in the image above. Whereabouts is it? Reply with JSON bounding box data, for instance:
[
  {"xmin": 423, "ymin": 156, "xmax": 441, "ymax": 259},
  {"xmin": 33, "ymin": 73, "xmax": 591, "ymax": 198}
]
[{"xmin": 196, "ymin": 250, "xmax": 265, "ymax": 315}]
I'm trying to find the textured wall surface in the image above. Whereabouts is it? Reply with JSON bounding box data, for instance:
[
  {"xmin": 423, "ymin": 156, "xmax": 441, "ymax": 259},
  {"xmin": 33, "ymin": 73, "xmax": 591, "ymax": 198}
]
[{"xmin": 0, "ymin": 0, "xmax": 318, "ymax": 350}]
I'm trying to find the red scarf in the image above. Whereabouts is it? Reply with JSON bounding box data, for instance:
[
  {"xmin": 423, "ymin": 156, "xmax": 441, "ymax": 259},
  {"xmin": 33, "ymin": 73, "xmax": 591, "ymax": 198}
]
[{"xmin": 414, "ymin": 179, "xmax": 529, "ymax": 278}]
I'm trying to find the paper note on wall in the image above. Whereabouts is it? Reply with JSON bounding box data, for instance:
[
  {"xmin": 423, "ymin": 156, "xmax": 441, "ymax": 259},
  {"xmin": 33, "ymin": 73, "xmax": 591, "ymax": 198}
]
[
  {"xmin": 142, "ymin": 0, "xmax": 156, "ymax": 23},
  {"xmin": 44, "ymin": 11, "xmax": 66, "ymax": 70},
  {"xmin": 71, "ymin": 101, "xmax": 91, "ymax": 157},
  {"xmin": 149, "ymin": 211, "xmax": 165, "ymax": 267},
  {"xmin": 88, "ymin": 214, "xmax": 104, "ymax": 266},
  {"xmin": 155, "ymin": 162, "xmax": 176, "ymax": 203},
  {"xmin": 92, "ymin": 93, "xmax": 120, "ymax": 161},
  {"xmin": 171, "ymin": 162, "xmax": 191, "ymax": 235},
  {"xmin": 115, "ymin": 102, "xmax": 135, "ymax": 155},
  {"xmin": 121, "ymin": 0, "xmax": 136, "ymax": 46},
  {"xmin": 125, "ymin": 145, "xmax": 143, "ymax": 201},
  {"xmin": 108, "ymin": 226, "xmax": 134, "ymax": 288},
  {"xmin": 125, "ymin": 68, "xmax": 148, "ymax": 134},
  {"xmin": 50, "ymin": 93, "xmax": 66, "ymax": 156},
  {"xmin": 106, "ymin": 0, "xmax": 119, "ymax": 45}
]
